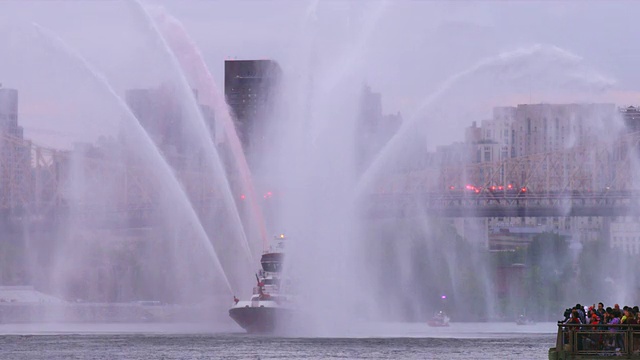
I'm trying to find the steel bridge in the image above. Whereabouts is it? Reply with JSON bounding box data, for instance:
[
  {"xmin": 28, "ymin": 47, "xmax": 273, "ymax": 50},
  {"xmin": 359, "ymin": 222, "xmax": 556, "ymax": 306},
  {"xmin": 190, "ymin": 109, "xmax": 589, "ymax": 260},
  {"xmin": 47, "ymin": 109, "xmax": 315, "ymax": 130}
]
[
  {"xmin": 2, "ymin": 131, "xmax": 640, "ymax": 221},
  {"xmin": 367, "ymin": 191, "xmax": 640, "ymax": 218}
]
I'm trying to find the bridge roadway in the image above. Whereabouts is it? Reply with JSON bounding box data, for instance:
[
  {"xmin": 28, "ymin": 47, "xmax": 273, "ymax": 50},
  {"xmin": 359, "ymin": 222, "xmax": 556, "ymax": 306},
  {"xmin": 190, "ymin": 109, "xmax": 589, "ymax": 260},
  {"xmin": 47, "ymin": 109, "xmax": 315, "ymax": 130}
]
[
  {"xmin": 367, "ymin": 190, "xmax": 640, "ymax": 218},
  {"xmin": 5, "ymin": 191, "xmax": 640, "ymax": 225}
]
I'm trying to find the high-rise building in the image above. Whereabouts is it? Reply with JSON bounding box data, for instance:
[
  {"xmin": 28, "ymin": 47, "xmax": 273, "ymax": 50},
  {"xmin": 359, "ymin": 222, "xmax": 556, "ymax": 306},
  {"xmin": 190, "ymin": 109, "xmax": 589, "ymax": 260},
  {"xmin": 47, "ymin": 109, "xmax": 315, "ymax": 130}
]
[
  {"xmin": 356, "ymin": 85, "xmax": 403, "ymax": 170},
  {"xmin": 358, "ymin": 85, "xmax": 383, "ymax": 134},
  {"xmin": 125, "ymin": 85, "xmax": 216, "ymax": 161},
  {"xmin": 0, "ymin": 86, "xmax": 31, "ymax": 210},
  {"xmin": 444, "ymin": 103, "xmax": 617, "ymax": 190},
  {"xmin": 356, "ymin": 85, "xmax": 383, "ymax": 169},
  {"xmin": 468, "ymin": 104, "xmax": 615, "ymax": 163},
  {"xmin": 224, "ymin": 60, "xmax": 281, "ymax": 155},
  {"xmin": 125, "ymin": 85, "xmax": 184, "ymax": 156},
  {"xmin": 512, "ymin": 103, "xmax": 615, "ymax": 157},
  {"xmin": 0, "ymin": 87, "xmax": 21, "ymax": 138}
]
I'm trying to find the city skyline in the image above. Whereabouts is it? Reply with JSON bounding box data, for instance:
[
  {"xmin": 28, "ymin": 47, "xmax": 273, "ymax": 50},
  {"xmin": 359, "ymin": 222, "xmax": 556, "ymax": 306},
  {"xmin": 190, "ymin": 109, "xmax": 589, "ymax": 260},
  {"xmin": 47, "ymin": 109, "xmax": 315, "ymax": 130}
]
[
  {"xmin": 5, "ymin": 2, "xmax": 640, "ymax": 352},
  {"xmin": 3, "ymin": 80, "xmax": 633, "ymax": 160},
  {"xmin": 2, "ymin": 1, "xmax": 640, "ymax": 149}
]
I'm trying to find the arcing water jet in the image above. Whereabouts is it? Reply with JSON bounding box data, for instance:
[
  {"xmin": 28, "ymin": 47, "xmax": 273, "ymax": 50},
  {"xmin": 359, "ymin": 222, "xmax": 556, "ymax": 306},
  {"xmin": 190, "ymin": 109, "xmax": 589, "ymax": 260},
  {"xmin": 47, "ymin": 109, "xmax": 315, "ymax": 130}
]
[
  {"xmin": 32, "ymin": 22, "xmax": 234, "ymax": 295},
  {"xmin": 356, "ymin": 44, "xmax": 616, "ymax": 200},
  {"xmin": 127, "ymin": 0, "xmax": 258, "ymax": 288},
  {"xmin": 149, "ymin": 8, "xmax": 269, "ymax": 253}
]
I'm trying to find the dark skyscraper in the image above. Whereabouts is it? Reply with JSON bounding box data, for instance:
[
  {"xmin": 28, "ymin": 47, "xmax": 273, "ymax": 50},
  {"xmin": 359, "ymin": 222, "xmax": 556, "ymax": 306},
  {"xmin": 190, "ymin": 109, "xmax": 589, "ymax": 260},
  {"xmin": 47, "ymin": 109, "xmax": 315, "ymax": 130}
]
[{"xmin": 224, "ymin": 60, "xmax": 281, "ymax": 154}]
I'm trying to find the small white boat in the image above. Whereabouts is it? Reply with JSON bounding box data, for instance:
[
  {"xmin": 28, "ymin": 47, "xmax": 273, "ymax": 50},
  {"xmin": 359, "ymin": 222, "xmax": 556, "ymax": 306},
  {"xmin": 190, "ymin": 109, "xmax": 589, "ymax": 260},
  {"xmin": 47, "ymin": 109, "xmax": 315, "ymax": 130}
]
[{"xmin": 428, "ymin": 311, "xmax": 450, "ymax": 327}]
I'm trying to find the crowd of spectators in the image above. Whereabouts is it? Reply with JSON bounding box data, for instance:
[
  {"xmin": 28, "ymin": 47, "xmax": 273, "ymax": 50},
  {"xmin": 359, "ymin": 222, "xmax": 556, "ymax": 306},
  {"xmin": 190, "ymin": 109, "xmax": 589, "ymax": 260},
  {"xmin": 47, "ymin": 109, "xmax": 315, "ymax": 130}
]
[
  {"xmin": 559, "ymin": 302, "xmax": 640, "ymax": 353},
  {"xmin": 560, "ymin": 302, "xmax": 639, "ymax": 326}
]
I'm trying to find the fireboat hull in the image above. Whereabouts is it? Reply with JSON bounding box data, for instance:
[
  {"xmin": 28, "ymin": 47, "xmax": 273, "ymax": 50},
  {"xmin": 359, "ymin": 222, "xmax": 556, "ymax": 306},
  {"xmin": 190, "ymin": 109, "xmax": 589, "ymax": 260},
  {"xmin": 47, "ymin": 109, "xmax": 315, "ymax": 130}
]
[{"xmin": 229, "ymin": 306, "xmax": 294, "ymax": 333}]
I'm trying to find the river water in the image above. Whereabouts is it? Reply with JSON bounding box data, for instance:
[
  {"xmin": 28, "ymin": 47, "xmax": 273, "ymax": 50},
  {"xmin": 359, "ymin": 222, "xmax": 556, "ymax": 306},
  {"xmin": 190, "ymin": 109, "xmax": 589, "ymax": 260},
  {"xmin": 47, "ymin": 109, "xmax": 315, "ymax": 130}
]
[{"xmin": 0, "ymin": 322, "xmax": 555, "ymax": 359}]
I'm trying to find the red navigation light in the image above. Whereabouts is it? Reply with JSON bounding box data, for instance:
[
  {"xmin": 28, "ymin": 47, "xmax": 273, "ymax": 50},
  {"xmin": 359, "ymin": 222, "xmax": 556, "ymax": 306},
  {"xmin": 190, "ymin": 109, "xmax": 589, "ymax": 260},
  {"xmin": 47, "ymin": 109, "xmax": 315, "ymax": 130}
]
[
  {"xmin": 521, "ymin": 187, "xmax": 527, "ymax": 192},
  {"xmin": 449, "ymin": 186, "xmax": 455, "ymax": 190},
  {"xmin": 490, "ymin": 186, "xmax": 496, "ymax": 191},
  {"xmin": 507, "ymin": 184, "xmax": 513, "ymax": 189},
  {"xmin": 267, "ymin": 191, "xmax": 272, "ymax": 196},
  {"xmin": 498, "ymin": 186, "xmax": 504, "ymax": 190},
  {"xmin": 240, "ymin": 194, "xmax": 246, "ymax": 200}
]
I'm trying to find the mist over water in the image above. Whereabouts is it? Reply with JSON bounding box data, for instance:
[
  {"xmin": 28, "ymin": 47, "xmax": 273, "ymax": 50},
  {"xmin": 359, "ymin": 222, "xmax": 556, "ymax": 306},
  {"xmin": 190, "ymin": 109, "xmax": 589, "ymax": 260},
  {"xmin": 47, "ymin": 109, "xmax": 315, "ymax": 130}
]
[
  {"xmin": 150, "ymin": 7, "xmax": 269, "ymax": 256},
  {"xmin": 128, "ymin": 1, "xmax": 257, "ymax": 294},
  {"xmin": 265, "ymin": 37, "xmax": 623, "ymax": 334},
  {"xmin": 0, "ymin": 0, "xmax": 640, "ymax": 339},
  {"xmin": 31, "ymin": 23, "xmax": 234, "ymax": 305}
]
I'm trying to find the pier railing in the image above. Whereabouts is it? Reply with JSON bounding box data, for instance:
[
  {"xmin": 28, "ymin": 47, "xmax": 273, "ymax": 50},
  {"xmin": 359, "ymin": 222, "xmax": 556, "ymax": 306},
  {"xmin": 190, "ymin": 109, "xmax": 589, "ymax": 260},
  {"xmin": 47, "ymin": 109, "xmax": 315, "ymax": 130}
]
[{"xmin": 556, "ymin": 323, "xmax": 640, "ymax": 357}]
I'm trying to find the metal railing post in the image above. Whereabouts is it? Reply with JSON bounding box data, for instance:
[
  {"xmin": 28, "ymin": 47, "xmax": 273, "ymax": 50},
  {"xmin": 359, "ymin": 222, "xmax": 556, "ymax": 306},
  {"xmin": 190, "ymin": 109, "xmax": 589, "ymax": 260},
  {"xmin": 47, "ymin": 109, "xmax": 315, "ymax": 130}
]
[
  {"xmin": 569, "ymin": 326, "xmax": 574, "ymax": 353},
  {"xmin": 628, "ymin": 325, "xmax": 632, "ymax": 356}
]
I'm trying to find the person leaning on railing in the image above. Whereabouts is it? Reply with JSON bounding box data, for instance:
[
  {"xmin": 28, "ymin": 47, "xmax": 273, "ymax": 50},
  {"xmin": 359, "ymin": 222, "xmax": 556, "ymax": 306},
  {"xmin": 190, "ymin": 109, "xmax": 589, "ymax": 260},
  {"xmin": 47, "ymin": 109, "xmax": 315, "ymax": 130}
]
[
  {"xmin": 621, "ymin": 307, "xmax": 637, "ymax": 325},
  {"xmin": 559, "ymin": 308, "xmax": 572, "ymax": 323}
]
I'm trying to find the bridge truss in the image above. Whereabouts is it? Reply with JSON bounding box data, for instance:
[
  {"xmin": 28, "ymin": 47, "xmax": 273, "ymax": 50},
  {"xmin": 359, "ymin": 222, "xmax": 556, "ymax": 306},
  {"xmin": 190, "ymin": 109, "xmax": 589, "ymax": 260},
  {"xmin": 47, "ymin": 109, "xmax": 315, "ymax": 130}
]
[{"xmin": 3, "ymin": 131, "xmax": 640, "ymax": 220}]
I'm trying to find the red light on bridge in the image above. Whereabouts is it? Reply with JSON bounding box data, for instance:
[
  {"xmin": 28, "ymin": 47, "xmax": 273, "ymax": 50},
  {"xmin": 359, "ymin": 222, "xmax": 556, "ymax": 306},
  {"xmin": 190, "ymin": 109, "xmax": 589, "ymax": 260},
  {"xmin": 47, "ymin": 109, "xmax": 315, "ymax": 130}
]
[
  {"xmin": 521, "ymin": 187, "xmax": 527, "ymax": 193},
  {"xmin": 240, "ymin": 194, "xmax": 246, "ymax": 200},
  {"xmin": 507, "ymin": 184, "xmax": 513, "ymax": 189}
]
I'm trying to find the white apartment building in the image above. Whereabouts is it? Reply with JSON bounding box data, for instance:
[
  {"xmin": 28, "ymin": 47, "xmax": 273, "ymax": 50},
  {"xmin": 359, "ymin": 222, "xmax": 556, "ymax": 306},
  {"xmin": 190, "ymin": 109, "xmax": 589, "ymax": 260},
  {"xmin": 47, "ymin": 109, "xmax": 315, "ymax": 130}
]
[{"xmin": 610, "ymin": 217, "xmax": 640, "ymax": 255}]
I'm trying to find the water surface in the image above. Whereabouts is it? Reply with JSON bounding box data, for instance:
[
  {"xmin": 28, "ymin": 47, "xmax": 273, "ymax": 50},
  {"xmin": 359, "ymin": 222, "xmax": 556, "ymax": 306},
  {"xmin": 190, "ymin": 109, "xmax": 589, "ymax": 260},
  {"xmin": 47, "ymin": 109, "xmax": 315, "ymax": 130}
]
[{"xmin": 0, "ymin": 322, "xmax": 555, "ymax": 359}]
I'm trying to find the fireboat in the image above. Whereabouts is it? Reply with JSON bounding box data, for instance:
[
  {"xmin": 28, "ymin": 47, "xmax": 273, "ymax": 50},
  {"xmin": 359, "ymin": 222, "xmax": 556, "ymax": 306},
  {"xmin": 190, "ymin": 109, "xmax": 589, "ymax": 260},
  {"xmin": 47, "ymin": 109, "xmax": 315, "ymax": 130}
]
[{"xmin": 229, "ymin": 234, "xmax": 294, "ymax": 333}]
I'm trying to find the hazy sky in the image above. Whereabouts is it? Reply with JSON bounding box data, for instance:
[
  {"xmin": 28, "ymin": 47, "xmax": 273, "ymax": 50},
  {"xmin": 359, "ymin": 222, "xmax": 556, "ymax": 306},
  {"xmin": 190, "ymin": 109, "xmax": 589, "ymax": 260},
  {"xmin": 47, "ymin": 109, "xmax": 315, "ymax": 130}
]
[{"xmin": 1, "ymin": 1, "xmax": 639, "ymax": 148}]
